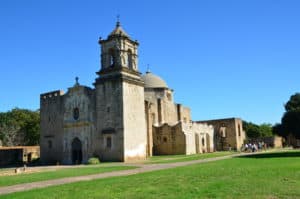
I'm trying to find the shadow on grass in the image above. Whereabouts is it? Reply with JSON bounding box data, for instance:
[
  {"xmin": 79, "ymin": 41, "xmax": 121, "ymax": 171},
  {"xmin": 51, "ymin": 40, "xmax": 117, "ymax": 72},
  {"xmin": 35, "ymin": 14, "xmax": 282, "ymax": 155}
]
[{"xmin": 236, "ymin": 151, "xmax": 300, "ymax": 159}]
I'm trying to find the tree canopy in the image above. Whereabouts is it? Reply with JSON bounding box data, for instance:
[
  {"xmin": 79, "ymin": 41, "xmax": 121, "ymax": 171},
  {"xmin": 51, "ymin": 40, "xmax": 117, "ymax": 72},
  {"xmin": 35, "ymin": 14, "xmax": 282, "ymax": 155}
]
[
  {"xmin": 277, "ymin": 93, "xmax": 300, "ymax": 139},
  {"xmin": 284, "ymin": 93, "xmax": 300, "ymax": 112},
  {"xmin": 0, "ymin": 108, "xmax": 40, "ymax": 146},
  {"xmin": 243, "ymin": 121, "xmax": 273, "ymax": 139}
]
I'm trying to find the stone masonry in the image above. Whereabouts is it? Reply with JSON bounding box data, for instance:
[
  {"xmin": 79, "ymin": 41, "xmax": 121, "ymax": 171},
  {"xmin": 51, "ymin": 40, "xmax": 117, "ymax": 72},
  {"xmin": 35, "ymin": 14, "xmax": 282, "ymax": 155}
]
[{"xmin": 40, "ymin": 22, "xmax": 245, "ymax": 164}]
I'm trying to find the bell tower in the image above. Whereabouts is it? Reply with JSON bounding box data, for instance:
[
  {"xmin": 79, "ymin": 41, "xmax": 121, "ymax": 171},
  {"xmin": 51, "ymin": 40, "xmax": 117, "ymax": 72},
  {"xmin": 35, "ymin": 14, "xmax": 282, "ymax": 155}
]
[
  {"xmin": 98, "ymin": 20, "xmax": 139, "ymax": 73},
  {"xmin": 94, "ymin": 21, "xmax": 147, "ymax": 162}
]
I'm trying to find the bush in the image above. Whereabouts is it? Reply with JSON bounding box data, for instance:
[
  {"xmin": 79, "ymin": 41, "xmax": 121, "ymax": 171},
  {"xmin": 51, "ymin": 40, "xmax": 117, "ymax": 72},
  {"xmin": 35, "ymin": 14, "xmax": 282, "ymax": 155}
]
[{"xmin": 87, "ymin": 157, "xmax": 100, "ymax": 165}]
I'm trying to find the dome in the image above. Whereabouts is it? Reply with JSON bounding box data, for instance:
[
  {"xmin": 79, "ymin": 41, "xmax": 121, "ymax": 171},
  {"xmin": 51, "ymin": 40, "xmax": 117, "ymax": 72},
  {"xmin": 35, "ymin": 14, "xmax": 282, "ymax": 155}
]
[
  {"xmin": 141, "ymin": 71, "xmax": 168, "ymax": 89},
  {"xmin": 108, "ymin": 21, "xmax": 129, "ymax": 38}
]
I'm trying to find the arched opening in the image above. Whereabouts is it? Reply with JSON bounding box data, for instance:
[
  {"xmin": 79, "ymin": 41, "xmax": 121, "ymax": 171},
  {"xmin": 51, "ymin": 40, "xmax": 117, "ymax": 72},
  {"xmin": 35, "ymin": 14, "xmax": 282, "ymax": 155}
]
[
  {"xmin": 73, "ymin": 107, "xmax": 79, "ymax": 120},
  {"xmin": 27, "ymin": 153, "xmax": 32, "ymax": 162},
  {"xmin": 163, "ymin": 137, "xmax": 167, "ymax": 143},
  {"xmin": 206, "ymin": 133, "xmax": 211, "ymax": 152},
  {"xmin": 106, "ymin": 137, "xmax": 112, "ymax": 149},
  {"xmin": 127, "ymin": 49, "xmax": 133, "ymax": 69},
  {"xmin": 202, "ymin": 137, "xmax": 206, "ymax": 153},
  {"xmin": 72, "ymin": 137, "xmax": 82, "ymax": 164},
  {"xmin": 109, "ymin": 49, "xmax": 115, "ymax": 67},
  {"xmin": 195, "ymin": 134, "xmax": 200, "ymax": 153},
  {"xmin": 48, "ymin": 140, "xmax": 52, "ymax": 149}
]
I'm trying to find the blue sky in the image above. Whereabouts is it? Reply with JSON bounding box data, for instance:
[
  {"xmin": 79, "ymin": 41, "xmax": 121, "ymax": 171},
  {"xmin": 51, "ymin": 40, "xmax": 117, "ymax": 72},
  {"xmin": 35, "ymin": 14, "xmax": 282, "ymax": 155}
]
[{"xmin": 0, "ymin": 0, "xmax": 299, "ymax": 125}]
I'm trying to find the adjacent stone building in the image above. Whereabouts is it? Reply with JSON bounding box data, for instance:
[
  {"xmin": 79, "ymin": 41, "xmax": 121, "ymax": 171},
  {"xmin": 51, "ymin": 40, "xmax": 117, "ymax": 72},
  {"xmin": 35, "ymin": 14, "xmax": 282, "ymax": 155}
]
[
  {"xmin": 40, "ymin": 22, "xmax": 243, "ymax": 164},
  {"xmin": 197, "ymin": 118, "xmax": 246, "ymax": 151},
  {"xmin": 0, "ymin": 146, "xmax": 40, "ymax": 166},
  {"xmin": 142, "ymin": 72, "xmax": 214, "ymax": 155}
]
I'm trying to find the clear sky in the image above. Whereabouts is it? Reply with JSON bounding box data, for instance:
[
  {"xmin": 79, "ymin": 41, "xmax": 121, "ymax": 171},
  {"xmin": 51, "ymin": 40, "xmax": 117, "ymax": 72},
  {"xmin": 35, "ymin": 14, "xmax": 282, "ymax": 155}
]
[{"xmin": 0, "ymin": 0, "xmax": 299, "ymax": 125}]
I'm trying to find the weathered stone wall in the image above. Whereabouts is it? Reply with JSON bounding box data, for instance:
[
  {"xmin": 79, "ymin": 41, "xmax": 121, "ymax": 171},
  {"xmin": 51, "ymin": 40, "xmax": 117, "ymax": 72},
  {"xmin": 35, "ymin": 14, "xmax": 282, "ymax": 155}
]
[
  {"xmin": 161, "ymin": 90, "xmax": 178, "ymax": 123},
  {"xmin": 123, "ymin": 82, "xmax": 147, "ymax": 161},
  {"xmin": 144, "ymin": 88, "xmax": 179, "ymax": 125},
  {"xmin": 197, "ymin": 118, "xmax": 246, "ymax": 151},
  {"xmin": 22, "ymin": 146, "xmax": 40, "ymax": 162},
  {"xmin": 95, "ymin": 79, "xmax": 124, "ymax": 161},
  {"xmin": 153, "ymin": 122, "xmax": 214, "ymax": 155},
  {"xmin": 263, "ymin": 136, "xmax": 283, "ymax": 148},
  {"xmin": 181, "ymin": 106, "xmax": 191, "ymax": 123},
  {"xmin": 100, "ymin": 37, "xmax": 138, "ymax": 71},
  {"xmin": 40, "ymin": 23, "xmax": 240, "ymax": 164},
  {"xmin": 145, "ymin": 101, "xmax": 154, "ymax": 157},
  {"xmin": 182, "ymin": 122, "xmax": 214, "ymax": 153},
  {"xmin": 234, "ymin": 118, "xmax": 246, "ymax": 150},
  {"xmin": 153, "ymin": 123, "xmax": 186, "ymax": 155},
  {"xmin": 61, "ymin": 85, "xmax": 95, "ymax": 164},
  {"xmin": 185, "ymin": 131, "xmax": 196, "ymax": 155},
  {"xmin": 40, "ymin": 86, "xmax": 97, "ymax": 164},
  {"xmin": 40, "ymin": 90, "xmax": 64, "ymax": 164}
]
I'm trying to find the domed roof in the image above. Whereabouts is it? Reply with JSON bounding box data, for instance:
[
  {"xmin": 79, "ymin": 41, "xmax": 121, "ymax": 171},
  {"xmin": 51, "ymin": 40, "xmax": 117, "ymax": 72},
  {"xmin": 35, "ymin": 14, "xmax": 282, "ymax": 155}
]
[
  {"xmin": 108, "ymin": 21, "xmax": 129, "ymax": 38},
  {"xmin": 141, "ymin": 71, "xmax": 168, "ymax": 89}
]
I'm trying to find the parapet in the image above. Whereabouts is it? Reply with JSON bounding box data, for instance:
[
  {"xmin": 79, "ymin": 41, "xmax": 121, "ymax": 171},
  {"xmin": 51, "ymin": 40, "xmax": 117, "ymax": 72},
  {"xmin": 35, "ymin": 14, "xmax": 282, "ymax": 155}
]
[{"xmin": 40, "ymin": 90, "xmax": 64, "ymax": 100}]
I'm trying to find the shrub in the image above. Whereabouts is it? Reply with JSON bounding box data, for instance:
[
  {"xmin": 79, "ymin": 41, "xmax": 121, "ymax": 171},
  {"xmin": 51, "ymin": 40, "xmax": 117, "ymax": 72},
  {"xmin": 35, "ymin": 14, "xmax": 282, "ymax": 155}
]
[{"xmin": 87, "ymin": 157, "xmax": 100, "ymax": 165}]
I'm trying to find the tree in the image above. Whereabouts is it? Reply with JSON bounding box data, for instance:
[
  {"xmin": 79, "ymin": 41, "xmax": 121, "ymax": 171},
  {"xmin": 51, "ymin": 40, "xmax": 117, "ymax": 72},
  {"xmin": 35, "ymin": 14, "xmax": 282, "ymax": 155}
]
[
  {"xmin": 0, "ymin": 108, "xmax": 40, "ymax": 146},
  {"xmin": 24, "ymin": 111, "xmax": 40, "ymax": 145},
  {"xmin": 243, "ymin": 121, "xmax": 260, "ymax": 138},
  {"xmin": 280, "ymin": 93, "xmax": 300, "ymax": 139},
  {"xmin": 243, "ymin": 121, "xmax": 274, "ymax": 138},
  {"xmin": 0, "ymin": 123, "xmax": 21, "ymax": 146},
  {"xmin": 281, "ymin": 111, "xmax": 300, "ymax": 139},
  {"xmin": 272, "ymin": 123, "xmax": 284, "ymax": 137},
  {"xmin": 259, "ymin": 123, "xmax": 273, "ymax": 137},
  {"xmin": 284, "ymin": 93, "xmax": 300, "ymax": 112}
]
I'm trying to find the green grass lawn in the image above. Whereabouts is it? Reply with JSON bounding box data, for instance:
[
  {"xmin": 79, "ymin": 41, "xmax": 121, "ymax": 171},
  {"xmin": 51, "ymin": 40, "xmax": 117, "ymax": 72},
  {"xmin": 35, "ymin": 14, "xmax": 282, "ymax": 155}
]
[
  {"xmin": 147, "ymin": 151, "xmax": 237, "ymax": 163},
  {"xmin": 0, "ymin": 165, "xmax": 136, "ymax": 187},
  {"xmin": 0, "ymin": 151, "xmax": 234, "ymax": 187},
  {"xmin": 2, "ymin": 150, "xmax": 299, "ymax": 199}
]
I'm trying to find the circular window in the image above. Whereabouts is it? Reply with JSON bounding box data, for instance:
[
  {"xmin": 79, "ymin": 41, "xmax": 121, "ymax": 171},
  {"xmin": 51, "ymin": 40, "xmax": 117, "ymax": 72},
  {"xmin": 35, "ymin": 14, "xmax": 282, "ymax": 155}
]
[{"xmin": 73, "ymin": 107, "xmax": 79, "ymax": 120}]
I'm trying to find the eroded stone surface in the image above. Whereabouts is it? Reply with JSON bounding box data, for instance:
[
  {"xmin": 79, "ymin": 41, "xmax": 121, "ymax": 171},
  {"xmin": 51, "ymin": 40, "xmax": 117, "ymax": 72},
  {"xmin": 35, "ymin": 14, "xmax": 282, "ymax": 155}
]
[{"xmin": 40, "ymin": 22, "xmax": 245, "ymax": 164}]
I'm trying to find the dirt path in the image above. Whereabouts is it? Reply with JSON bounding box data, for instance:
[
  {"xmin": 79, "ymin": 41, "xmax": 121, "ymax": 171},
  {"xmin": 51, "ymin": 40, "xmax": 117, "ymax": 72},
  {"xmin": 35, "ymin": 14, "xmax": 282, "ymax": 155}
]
[{"xmin": 0, "ymin": 153, "xmax": 256, "ymax": 196}]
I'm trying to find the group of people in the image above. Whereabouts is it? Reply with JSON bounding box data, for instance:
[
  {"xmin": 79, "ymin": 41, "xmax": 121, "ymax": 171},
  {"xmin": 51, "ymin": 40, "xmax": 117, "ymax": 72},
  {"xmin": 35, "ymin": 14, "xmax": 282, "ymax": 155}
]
[{"xmin": 242, "ymin": 142, "xmax": 267, "ymax": 152}]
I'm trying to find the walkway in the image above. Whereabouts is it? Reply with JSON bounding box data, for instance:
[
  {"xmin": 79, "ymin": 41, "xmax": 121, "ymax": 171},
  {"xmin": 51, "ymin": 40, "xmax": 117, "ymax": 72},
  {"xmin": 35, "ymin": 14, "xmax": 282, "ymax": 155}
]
[{"xmin": 0, "ymin": 153, "xmax": 253, "ymax": 195}]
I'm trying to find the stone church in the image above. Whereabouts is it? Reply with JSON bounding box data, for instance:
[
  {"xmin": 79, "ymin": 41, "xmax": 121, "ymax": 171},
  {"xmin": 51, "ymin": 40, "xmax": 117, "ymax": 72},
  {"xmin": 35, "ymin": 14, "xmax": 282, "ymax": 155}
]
[{"xmin": 40, "ymin": 21, "xmax": 244, "ymax": 164}]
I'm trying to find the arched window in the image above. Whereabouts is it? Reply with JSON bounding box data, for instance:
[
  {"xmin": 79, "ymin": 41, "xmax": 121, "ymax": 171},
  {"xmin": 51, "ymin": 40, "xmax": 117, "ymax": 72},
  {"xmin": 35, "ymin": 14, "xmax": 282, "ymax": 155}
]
[
  {"xmin": 48, "ymin": 140, "xmax": 52, "ymax": 149},
  {"xmin": 202, "ymin": 138, "xmax": 205, "ymax": 146},
  {"xmin": 106, "ymin": 137, "xmax": 112, "ymax": 149},
  {"xmin": 163, "ymin": 137, "xmax": 167, "ymax": 143},
  {"xmin": 127, "ymin": 49, "xmax": 133, "ymax": 69},
  {"xmin": 73, "ymin": 107, "xmax": 79, "ymax": 120},
  {"xmin": 109, "ymin": 49, "xmax": 115, "ymax": 67}
]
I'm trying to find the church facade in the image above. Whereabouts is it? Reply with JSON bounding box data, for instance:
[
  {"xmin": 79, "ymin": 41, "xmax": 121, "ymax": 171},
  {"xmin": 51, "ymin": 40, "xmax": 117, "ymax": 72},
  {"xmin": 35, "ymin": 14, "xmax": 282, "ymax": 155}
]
[{"xmin": 40, "ymin": 22, "xmax": 241, "ymax": 164}]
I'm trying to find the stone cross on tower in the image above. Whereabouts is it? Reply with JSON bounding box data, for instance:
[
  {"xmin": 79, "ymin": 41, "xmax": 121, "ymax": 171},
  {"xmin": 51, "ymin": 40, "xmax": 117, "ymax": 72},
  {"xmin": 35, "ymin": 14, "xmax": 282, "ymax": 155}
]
[
  {"xmin": 75, "ymin": 77, "xmax": 79, "ymax": 86},
  {"xmin": 146, "ymin": 64, "xmax": 151, "ymax": 73}
]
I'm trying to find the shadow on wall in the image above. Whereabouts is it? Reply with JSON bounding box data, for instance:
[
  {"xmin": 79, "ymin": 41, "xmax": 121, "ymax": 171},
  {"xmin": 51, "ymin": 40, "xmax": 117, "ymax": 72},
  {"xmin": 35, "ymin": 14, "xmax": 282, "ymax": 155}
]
[{"xmin": 236, "ymin": 151, "xmax": 300, "ymax": 159}]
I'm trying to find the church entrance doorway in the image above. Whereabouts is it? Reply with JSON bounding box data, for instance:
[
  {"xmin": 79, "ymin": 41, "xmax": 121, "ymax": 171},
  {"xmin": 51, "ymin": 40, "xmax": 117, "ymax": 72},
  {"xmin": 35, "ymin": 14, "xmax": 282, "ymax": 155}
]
[{"xmin": 72, "ymin": 137, "xmax": 82, "ymax": 164}]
